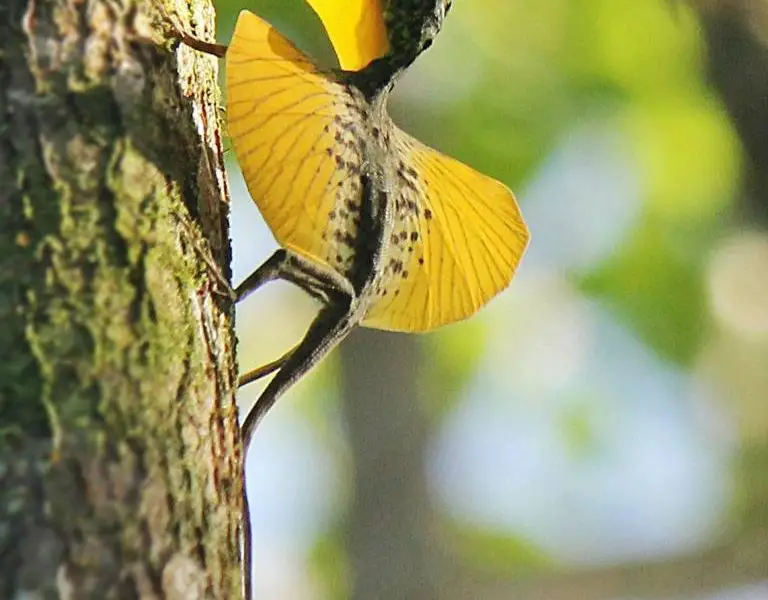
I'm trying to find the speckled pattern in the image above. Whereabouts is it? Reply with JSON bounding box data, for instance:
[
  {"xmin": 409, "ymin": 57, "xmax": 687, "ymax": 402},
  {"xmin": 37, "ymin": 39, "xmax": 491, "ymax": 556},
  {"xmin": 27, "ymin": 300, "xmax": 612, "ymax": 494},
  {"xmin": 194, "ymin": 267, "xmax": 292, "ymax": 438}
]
[
  {"xmin": 226, "ymin": 0, "xmax": 528, "ymax": 333},
  {"xmin": 318, "ymin": 0, "xmax": 453, "ymax": 301},
  {"xmin": 311, "ymin": 96, "xmax": 433, "ymax": 306},
  {"xmin": 315, "ymin": 98, "xmax": 367, "ymax": 277},
  {"xmin": 370, "ymin": 142, "xmax": 433, "ymax": 302}
]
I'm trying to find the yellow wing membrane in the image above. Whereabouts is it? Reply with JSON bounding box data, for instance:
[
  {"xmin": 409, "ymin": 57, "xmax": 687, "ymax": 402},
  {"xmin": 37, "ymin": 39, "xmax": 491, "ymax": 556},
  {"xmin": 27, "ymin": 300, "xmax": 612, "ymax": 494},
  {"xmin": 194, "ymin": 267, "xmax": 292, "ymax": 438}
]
[
  {"xmin": 225, "ymin": 10, "xmax": 361, "ymax": 266},
  {"xmin": 363, "ymin": 131, "xmax": 530, "ymax": 332},
  {"xmin": 306, "ymin": 0, "xmax": 389, "ymax": 71}
]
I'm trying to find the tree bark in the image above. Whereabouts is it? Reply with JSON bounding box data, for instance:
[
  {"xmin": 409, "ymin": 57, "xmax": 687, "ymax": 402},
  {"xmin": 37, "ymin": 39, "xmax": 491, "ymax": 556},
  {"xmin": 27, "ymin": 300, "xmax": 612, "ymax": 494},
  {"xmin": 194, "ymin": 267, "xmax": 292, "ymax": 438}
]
[
  {"xmin": 341, "ymin": 330, "xmax": 446, "ymax": 600},
  {"xmin": 0, "ymin": 1, "xmax": 242, "ymax": 598}
]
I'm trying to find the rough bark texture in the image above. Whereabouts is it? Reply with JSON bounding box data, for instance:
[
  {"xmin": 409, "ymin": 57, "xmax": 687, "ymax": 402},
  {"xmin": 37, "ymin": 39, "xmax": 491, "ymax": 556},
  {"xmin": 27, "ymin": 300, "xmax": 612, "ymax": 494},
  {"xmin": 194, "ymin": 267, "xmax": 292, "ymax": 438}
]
[{"xmin": 0, "ymin": 1, "xmax": 242, "ymax": 598}]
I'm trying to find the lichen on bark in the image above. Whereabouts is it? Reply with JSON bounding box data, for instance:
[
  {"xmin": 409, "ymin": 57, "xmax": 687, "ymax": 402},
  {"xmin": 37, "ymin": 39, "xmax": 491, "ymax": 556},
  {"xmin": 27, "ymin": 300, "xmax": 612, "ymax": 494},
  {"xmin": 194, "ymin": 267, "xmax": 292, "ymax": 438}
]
[{"xmin": 0, "ymin": 1, "xmax": 242, "ymax": 598}]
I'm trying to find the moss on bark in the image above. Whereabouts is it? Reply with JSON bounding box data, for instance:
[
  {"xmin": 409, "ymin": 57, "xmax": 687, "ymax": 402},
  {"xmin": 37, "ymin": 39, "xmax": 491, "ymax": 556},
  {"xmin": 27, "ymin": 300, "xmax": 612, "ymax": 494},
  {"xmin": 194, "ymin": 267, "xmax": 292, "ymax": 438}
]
[{"xmin": 0, "ymin": 1, "xmax": 242, "ymax": 598}]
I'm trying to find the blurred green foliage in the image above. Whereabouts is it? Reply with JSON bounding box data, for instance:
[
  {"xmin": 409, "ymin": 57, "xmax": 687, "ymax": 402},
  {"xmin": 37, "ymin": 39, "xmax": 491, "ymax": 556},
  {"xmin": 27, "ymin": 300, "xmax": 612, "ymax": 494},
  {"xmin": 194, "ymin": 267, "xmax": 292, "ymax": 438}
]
[
  {"xmin": 216, "ymin": 0, "xmax": 739, "ymax": 365},
  {"xmin": 213, "ymin": 0, "xmax": 758, "ymax": 596}
]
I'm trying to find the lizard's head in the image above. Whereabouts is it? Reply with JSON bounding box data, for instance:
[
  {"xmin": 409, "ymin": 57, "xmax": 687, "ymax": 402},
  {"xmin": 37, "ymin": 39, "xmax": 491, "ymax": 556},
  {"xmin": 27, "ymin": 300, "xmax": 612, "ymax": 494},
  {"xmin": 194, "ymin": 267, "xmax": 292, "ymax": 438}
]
[
  {"xmin": 343, "ymin": 0, "xmax": 455, "ymax": 99},
  {"xmin": 383, "ymin": 0, "xmax": 454, "ymax": 68}
]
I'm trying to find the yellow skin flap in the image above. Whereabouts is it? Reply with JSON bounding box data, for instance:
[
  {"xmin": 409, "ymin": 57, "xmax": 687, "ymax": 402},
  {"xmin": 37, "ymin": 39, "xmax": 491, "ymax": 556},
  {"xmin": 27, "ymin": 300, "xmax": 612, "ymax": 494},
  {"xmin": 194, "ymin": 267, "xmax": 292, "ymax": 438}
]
[
  {"xmin": 305, "ymin": 0, "xmax": 389, "ymax": 70},
  {"xmin": 225, "ymin": 10, "xmax": 529, "ymax": 332},
  {"xmin": 190, "ymin": 7, "xmax": 528, "ymax": 598}
]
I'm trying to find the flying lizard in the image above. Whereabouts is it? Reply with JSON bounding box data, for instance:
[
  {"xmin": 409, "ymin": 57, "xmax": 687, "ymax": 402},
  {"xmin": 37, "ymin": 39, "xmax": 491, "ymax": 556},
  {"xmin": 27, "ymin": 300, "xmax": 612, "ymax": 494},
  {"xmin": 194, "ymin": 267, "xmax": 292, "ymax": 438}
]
[{"xmin": 166, "ymin": 0, "xmax": 529, "ymax": 595}]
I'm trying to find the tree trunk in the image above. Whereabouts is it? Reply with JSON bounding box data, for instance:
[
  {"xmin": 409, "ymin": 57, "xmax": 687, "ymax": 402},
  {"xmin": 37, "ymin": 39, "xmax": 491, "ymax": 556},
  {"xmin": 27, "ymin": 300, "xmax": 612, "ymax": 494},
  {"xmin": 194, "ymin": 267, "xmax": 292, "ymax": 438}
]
[
  {"xmin": 341, "ymin": 330, "xmax": 445, "ymax": 600},
  {"xmin": 0, "ymin": 1, "xmax": 242, "ymax": 598}
]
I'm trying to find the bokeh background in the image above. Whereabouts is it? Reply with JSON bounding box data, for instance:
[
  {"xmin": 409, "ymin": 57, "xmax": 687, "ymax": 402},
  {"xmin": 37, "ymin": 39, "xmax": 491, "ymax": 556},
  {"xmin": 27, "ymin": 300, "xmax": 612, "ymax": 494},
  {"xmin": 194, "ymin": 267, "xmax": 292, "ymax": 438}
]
[{"xmin": 212, "ymin": 1, "xmax": 768, "ymax": 598}]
